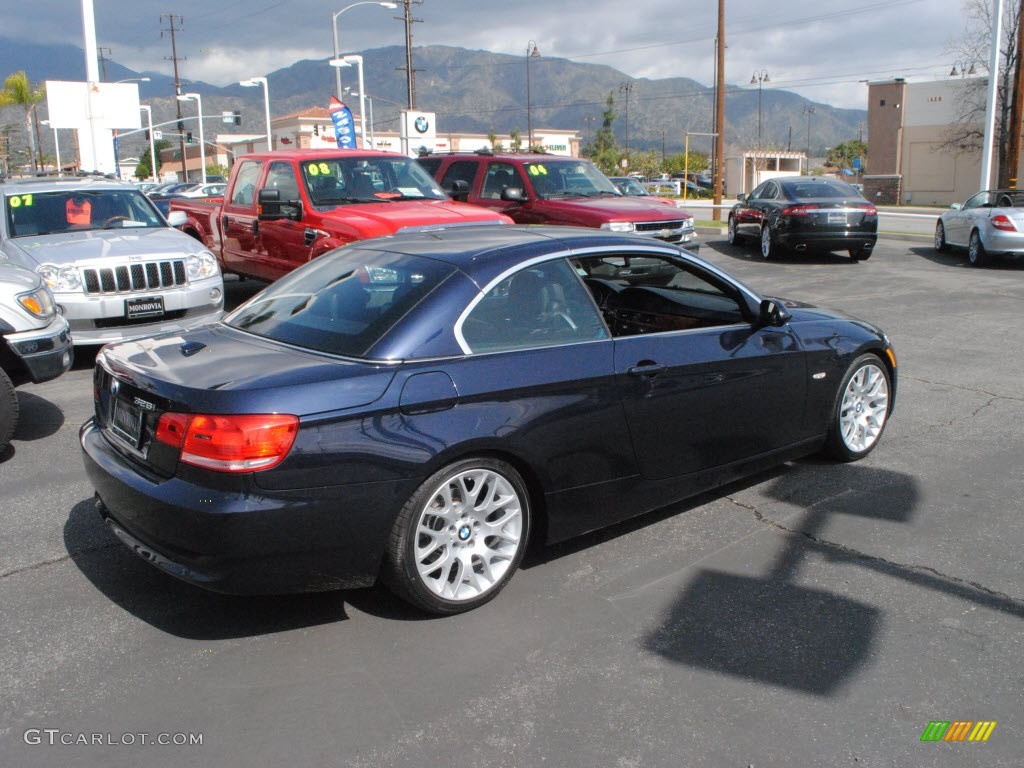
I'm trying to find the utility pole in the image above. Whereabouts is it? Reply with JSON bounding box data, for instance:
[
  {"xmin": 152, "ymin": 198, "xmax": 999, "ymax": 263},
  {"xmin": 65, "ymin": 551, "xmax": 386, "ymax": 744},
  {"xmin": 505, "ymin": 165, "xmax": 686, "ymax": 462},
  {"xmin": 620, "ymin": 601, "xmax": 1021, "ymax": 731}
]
[
  {"xmin": 397, "ymin": 0, "xmax": 423, "ymax": 109},
  {"xmin": 1004, "ymin": 0, "xmax": 1024, "ymax": 188},
  {"xmin": 713, "ymin": 0, "xmax": 726, "ymax": 221},
  {"xmin": 619, "ymin": 81, "xmax": 635, "ymax": 162},
  {"xmin": 97, "ymin": 47, "xmax": 112, "ymax": 80},
  {"xmin": 161, "ymin": 14, "xmax": 187, "ymax": 180}
]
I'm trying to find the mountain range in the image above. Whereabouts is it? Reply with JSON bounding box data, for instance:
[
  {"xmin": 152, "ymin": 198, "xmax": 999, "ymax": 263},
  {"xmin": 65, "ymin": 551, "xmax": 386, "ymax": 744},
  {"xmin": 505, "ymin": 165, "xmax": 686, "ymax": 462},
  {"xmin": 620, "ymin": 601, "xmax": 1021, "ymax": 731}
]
[{"xmin": 0, "ymin": 36, "xmax": 866, "ymax": 161}]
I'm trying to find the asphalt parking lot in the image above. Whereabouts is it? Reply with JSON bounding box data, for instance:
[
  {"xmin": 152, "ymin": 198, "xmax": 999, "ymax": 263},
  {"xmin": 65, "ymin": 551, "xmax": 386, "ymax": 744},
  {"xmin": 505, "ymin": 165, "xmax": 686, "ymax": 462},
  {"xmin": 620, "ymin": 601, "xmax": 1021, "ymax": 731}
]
[{"xmin": 2, "ymin": 236, "xmax": 1022, "ymax": 767}]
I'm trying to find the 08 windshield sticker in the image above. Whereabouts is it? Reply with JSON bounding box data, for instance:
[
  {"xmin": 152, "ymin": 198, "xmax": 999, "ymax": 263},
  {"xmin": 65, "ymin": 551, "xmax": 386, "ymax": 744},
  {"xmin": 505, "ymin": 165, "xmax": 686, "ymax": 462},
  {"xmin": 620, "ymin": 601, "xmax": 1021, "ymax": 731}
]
[
  {"xmin": 306, "ymin": 162, "xmax": 332, "ymax": 176},
  {"xmin": 6, "ymin": 194, "xmax": 33, "ymax": 208}
]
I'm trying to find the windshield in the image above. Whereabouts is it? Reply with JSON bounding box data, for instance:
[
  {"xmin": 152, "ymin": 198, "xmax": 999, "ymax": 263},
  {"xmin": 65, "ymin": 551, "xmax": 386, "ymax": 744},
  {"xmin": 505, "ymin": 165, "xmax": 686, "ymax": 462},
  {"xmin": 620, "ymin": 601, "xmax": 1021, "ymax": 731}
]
[
  {"xmin": 524, "ymin": 160, "xmax": 623, "ymax": 199},
  {"xmin": 301, "ymin": 156, "xmax": 449, "ymax": 206},
  {"xmin": 5, "ymin": 188, "xmax": 167, "ymax": 237},
  {"xmin": 224, "ymin": 247, "xmax": 456, "ymax": 358}
]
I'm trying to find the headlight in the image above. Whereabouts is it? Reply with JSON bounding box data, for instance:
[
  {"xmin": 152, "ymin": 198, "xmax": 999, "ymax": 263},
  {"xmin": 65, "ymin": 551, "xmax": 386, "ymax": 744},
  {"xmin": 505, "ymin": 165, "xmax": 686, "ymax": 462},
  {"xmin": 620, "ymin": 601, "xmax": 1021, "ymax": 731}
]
[
  {"xmin": 601, "ymin": 222, "xmax": 635, "ymax": 233},
  {"xmin": 16, "ymin": 286, "xmax": 56, "ymax": 319},
  {"xmin": 38, "ymin": 264, "xmax": 82, "ymax": 292},
  {"xmin": 186, "ymin": 252, "xmax": 220, "ymax": 280}
]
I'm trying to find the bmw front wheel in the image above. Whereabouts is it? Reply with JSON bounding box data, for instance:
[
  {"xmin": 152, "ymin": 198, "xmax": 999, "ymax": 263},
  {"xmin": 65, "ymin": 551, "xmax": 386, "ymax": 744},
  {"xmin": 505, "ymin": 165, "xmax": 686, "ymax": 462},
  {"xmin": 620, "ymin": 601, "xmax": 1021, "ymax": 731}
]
[
  {"xmin": 384, "ymin": 458, "xmax": 531, "ymax": 614},
  {"xmin": 824, "ymin": 353, "xmax": 891, "ymax": 462}
]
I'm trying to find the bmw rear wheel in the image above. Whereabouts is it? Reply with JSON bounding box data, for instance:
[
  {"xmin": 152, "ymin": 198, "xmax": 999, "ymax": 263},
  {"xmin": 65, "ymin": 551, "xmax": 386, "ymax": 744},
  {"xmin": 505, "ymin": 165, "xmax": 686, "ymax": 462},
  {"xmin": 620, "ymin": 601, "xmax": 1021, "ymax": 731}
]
[
  {"xmin": 849, "ymin": 246, "xmax": 871, "ymax": 261},
  {"xmin": 824, "ymin": 353, "xmax": 891, "ymax": 462},
  {"xmin": 967, "ymin": 229, "xmax": 989, "ymax": 267},
  {"xmin": 384, "ymin": 458, "xmax": 530, "ymax": 614}
]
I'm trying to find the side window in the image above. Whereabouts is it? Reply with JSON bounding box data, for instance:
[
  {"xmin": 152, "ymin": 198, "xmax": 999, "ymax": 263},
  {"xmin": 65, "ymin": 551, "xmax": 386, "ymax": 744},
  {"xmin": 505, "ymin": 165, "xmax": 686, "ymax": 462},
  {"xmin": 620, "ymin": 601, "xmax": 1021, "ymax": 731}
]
[
  {"xmin": 749, "ymin": 182, "xmax": 768, "ymax": 200},
  {"xmin": 461, "ymin": 259, "xmax": 608, "ymax": 353},
  {"xmin": 264, "ymin": 162, "xmax": 301, "ymax": 201},
  {"xmin": 574, "ymin": 252, "xmax": 748, "ymax": 337},
  {"xmin": 963, "ymin": 192, "xmax": 990, "ymax": 209},
  {"xmin": 763, "ymin": 182, "xmax": 779, "ymax": 200},
  {"xmin": 229, "ymin": 161, "xmax": 263, "ymax": 207},
  {"xmin": 439, "ymin": 161, "xmax": 479, "ymax": 194},
  {"xmin": 481, "ymin": 162, "xmax": 520, "ymax": 199}
]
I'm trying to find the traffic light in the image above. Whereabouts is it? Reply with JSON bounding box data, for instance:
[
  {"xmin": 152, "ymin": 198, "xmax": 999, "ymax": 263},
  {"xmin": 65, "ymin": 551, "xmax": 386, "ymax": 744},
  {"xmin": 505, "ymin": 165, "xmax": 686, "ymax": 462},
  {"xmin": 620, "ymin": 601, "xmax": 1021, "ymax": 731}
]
[
  {"xmin": 144, "ymin": 130, "xmax": 150, "ymax": 140},
  {"xmin": 185, "ymin": 131, "xmax": 194, "ymax": 143},
  {"xmin": 233, "ymin": 111, "xmax": 241, "ymax": 126}
]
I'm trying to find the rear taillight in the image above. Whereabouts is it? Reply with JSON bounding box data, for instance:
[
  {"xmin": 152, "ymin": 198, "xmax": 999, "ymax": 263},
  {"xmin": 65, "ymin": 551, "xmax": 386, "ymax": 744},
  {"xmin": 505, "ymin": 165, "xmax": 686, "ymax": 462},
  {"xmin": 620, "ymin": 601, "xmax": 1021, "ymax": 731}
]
[
  {"xmin": 860, "ymin": 204, "xmax": 878, "ymax": 220},
  {"xmin": 155, "ymin": 412, "xmax": 298, "ymax": 472},
  {"xmin": 991, "ymin": 214, "xmax": 1017, "ymax": 232},
  {"xmin": 781, "ymin": 204, "xmax": 819, "ymax": 216}
]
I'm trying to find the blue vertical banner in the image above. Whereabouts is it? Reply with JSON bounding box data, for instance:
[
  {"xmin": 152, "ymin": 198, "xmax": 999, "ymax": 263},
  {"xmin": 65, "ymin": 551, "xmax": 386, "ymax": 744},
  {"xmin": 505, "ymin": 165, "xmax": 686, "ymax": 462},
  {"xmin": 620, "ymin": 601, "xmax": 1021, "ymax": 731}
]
[{"xmin": 329, "ymin": 97, "xmax": 357, "ymax": 149}]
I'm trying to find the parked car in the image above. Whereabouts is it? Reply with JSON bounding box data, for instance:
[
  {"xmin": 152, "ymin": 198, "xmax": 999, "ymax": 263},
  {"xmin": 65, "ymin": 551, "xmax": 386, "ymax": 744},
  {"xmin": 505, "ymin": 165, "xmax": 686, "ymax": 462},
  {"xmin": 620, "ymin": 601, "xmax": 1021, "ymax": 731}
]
[
  {"xmin": 0, "ymin": 262, "xmax": 73, "ymax": 451},
  {"xmin": 935, "ymin": 189, "xmax": 1024, "ymax": 266},
  {"xmin": 0, "ymin": 175, "xmax": 224, "ymax": 346},
  {"xmin": 174, "ymin": 182, "xmax": 227, "ymax": 199},
  {"xmin": 728, "ymin": 177, "xmax": 877, "ymax": 260},
  {"xmin": 81, "ymin": 225, "xmax": 896, "ymax": 615},
  {"xmin": 418, "ymin": 150, "xmax": 700, "ymax": 251},
  {"xmin": 170, "ymin": 149, "xmax": 511, "ymax": 283}
]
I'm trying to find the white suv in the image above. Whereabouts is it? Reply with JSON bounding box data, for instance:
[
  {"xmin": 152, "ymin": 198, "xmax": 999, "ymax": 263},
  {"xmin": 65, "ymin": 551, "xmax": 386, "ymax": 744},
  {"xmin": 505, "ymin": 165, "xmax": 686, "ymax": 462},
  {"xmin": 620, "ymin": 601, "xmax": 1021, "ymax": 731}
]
[
  {"xmin": 0, "ymin": 262, "xmax": 73, "ymax": 451},
  {"xmin": 1, "ymin": 175, "xmax": 224, "ymax": 346}
]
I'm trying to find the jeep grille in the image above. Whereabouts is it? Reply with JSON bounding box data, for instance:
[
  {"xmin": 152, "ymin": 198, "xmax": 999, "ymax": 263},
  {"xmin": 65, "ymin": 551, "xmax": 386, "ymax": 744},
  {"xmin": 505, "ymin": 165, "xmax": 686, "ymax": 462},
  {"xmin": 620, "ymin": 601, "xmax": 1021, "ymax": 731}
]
[{"xmin": 82, "ymin": 261, "xmax": 187, "ymax": 294}]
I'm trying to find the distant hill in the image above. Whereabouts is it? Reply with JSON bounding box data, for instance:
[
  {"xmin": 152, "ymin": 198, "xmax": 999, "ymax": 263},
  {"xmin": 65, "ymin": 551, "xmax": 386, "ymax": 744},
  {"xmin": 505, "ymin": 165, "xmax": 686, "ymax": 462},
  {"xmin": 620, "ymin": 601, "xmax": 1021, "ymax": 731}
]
[{"xmin": 0, "ymin": 37, "xmax": 865, "ymax": 161}]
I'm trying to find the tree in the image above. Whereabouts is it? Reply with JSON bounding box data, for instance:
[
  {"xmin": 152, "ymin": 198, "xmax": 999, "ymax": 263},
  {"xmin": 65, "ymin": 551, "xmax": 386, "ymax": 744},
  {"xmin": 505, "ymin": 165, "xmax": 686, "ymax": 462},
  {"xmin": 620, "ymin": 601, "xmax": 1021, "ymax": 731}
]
[
  {"xmin": 587, "ymin": 92, "xmax": 620, "ymax": 174},
  {"xmin": 945, "ymin": 0, "xmax": 1023, "ymax": 184},
  {"xmin": 825, "ymin": 140, "xmax": 868, "ymax": 173},
  {"xmin": 0, "ymin": 71, "xmax": 46, "ymax": 173},
  {"xmin": 135, "ymin": 139, "xmax": 170, "ymax": 181}
]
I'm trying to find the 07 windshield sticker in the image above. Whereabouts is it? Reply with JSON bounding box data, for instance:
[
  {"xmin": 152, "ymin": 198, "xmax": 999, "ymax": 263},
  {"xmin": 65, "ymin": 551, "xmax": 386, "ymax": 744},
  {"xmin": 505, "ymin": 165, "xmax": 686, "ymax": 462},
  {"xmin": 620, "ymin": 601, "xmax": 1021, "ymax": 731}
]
[
  {"xmin": 306, "ymin": 162, "xmax": 332, "ymax": 176},
  {"xmin": 6, "ymin": 194, "xmax": 33, "ymax": 208}
]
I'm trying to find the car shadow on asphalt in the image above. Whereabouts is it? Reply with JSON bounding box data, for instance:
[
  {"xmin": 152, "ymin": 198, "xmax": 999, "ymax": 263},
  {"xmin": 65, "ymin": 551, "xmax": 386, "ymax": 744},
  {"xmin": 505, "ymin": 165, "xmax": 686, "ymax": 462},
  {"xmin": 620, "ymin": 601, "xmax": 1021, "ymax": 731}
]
[
  {"xmin": 709, "ymin": 239, "xmax": 864, "ymax": 265},
  {"xmin": 0, "ymin": 391, "xmax": 66, "ymax": 464},
  {"xmin": 62, "ymin": 498, "xmax": 433, "ymax": 637},
  {"xmin": 908, "ymin": 246, "xmax": 1024, "ymax": 270}
]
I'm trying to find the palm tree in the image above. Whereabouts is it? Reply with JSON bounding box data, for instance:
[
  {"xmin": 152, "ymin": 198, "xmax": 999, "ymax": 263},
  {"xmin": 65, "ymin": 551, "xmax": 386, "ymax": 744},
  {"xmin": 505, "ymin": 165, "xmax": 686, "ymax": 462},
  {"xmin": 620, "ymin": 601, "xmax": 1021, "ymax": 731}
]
[{"xmin": 0, "ymin": 71, "xmax": 46, "ymax": 173}]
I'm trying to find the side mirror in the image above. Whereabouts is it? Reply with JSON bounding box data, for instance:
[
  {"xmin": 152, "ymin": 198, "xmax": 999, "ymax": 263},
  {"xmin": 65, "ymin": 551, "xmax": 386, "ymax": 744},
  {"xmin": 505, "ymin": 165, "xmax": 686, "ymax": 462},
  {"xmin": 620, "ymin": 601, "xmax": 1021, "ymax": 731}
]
[
  {"xmin": 736, "ymin": 193, "xmax": 747, "ymax": 203},
  {"xmin": 257, "ymin": 188, "xmax": 302, "ymax": 221},
  {"xmin": 447, "ymin": 179, "xmax": 470, "ymax": 202},
  {"xmin": 501, "ymin": 187, "xmax": 528, "ymax": 203},
  {"xmin": 949, "ymin": 203, "xmax": 962, "ymax": 211},
  {"xmin": 165, "ymin": 210, "xmax": 187, "ymax": 227},
  {"xmin": 758, "ymin": 298, "xmax": 791, "ymax": 327}
]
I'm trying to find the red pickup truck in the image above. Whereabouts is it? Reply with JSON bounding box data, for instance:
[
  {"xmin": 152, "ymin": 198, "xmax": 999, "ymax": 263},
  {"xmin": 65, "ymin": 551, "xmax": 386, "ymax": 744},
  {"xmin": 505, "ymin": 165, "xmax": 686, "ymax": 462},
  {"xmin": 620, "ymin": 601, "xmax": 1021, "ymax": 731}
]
[{"xmin": 171, "ymin": 149, "xmax": 511, "ymax": 282}]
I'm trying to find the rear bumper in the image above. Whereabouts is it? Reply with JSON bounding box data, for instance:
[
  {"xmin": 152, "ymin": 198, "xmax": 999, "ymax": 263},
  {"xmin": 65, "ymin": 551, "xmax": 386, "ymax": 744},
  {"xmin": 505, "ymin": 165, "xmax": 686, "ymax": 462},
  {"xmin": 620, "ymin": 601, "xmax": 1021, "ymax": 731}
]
[
  {"xmin": 778, "ymin": 230, "xmax": 877, "ymax": 252},
  {"xmin": 80, "ymin": 418, "xmax": 415, "ymax": 594}
]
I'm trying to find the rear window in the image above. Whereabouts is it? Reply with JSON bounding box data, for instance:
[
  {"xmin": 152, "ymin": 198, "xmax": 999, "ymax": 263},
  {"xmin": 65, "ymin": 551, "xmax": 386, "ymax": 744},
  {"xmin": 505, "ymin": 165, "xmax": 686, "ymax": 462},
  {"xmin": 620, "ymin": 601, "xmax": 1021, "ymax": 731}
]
[
  {"xmin": 224, "ymin": 247, "xmax": 456, "ymax": 357},
  {"xmin": 783, "ymin": 180, "xmax": 860, "ymax": 199}
]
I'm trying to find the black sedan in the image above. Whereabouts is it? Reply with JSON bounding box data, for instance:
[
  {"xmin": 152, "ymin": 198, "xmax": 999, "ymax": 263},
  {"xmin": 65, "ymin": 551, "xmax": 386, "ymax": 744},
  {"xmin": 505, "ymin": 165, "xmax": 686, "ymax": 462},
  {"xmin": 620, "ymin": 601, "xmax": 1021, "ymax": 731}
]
[
  {"xmin": 81, "ymin": 226, "xmax": 896, "ymax": 614},
  {"xmin": 728, "ymin": 177, "xmax": 878, "ymax": 261}
]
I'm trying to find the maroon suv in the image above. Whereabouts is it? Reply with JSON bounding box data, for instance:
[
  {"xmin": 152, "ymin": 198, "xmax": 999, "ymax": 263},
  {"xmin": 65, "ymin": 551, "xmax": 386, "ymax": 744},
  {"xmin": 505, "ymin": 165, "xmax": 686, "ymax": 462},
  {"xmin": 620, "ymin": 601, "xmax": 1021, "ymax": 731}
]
[{"xmin": 417, "ymin": 150, "xmax": 700, "ymax": 251}]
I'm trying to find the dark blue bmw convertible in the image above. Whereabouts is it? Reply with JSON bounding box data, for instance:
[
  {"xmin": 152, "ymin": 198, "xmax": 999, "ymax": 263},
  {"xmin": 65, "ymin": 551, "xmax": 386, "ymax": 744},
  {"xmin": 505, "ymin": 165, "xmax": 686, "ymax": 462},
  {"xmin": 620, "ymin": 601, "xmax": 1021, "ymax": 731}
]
[{"xmin": 81, "ymin": 225, "xmax": 896, "ymax": 614}]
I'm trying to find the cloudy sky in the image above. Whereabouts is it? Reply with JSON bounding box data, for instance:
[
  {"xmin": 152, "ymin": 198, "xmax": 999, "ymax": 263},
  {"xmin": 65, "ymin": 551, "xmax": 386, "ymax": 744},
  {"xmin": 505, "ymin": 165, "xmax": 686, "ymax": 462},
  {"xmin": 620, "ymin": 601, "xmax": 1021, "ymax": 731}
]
[{"xmin": 11, "ymin": 0, "xmax": 968, "ymax": 110}]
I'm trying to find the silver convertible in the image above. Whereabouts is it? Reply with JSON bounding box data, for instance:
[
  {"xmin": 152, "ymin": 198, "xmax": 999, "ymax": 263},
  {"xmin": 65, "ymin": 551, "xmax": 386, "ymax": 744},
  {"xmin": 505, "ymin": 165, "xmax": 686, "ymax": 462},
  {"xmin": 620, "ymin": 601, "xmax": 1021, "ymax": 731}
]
[{"xmin": 935, "ymin": 188, "xmax": 1024, "ymax": 267}]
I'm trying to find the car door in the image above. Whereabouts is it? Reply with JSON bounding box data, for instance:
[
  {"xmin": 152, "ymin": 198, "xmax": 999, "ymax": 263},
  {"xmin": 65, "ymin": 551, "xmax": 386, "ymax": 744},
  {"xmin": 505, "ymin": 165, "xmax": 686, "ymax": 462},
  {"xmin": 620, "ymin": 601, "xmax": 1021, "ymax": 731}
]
[
  {"xmin": 472, "ymin": 162, "xmax": 530, "ymax": 221},
  {"xmin": 946, "ymin": 191, "xmax": 988, "ymax": 247},
  {"xmin": 593, "ymin": 251, "xmax": 808, "ymax": 480},
  {"xmin": 219, "ymin": 160, "xmax": 265, "ymax": 278},
  {"xmin": 255, "ymin": 161, "xmax": 309, "ymax": 279},
  {"xmin": 735, "ymin": 181, "xmax": 771, "ymax": 238}
]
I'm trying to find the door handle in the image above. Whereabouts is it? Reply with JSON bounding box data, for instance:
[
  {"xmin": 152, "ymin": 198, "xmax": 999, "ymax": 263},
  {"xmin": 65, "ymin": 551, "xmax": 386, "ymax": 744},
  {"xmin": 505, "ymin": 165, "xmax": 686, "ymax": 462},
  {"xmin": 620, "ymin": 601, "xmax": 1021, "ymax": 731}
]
[{"xmin": 628, "ymin": 362, "xmax": 665, "ymax": 378}]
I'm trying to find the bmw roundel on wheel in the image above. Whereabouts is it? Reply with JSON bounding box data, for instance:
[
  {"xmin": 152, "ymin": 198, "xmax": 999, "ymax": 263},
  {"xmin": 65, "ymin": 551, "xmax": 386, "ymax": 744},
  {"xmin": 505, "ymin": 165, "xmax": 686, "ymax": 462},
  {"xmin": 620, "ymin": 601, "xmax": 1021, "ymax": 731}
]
[{"xmin": 80, "ymin": 224, "xmax": 896, "ymax": 614}]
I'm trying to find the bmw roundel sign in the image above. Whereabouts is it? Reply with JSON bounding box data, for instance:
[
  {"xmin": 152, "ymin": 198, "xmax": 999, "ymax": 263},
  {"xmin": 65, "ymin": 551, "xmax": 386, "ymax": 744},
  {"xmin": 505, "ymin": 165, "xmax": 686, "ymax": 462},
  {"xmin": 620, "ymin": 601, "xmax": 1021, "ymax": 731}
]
[{"xmin": 414, "ymin": 116, "xmax": 429, "ymax": 134}]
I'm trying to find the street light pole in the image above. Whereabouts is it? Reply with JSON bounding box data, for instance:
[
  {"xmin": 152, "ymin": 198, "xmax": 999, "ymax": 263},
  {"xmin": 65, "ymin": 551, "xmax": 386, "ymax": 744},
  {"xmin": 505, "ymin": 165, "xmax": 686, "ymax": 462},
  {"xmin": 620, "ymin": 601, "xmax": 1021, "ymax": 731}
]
[
  {"xmin": 332, "ymin": 1, "xmax": 397, "ymax": 98},
  {"xmin": 526, "ymin": 40, "xmax": 540, "ymax": 150},
  {"xmin": 41, "ymin": 120, "xmax": 60, "ymax": 176},
  {"xmin": 139, "ymin": 105, "xmax": 156, "ymax": 181},
  {"xmin": 750, "ymin": 69, "xmax": 769, "ymax": 147},
  {"xmin": 177, "ymin": 92, "xmax": 205, "ymax": 183},
  {"xmin": 349, "ymin": 92, "xmax": 375, "ymax": 147},
  {"xmin": 240, "ymin": 76, "xmax": 272, "ymax": 151}
]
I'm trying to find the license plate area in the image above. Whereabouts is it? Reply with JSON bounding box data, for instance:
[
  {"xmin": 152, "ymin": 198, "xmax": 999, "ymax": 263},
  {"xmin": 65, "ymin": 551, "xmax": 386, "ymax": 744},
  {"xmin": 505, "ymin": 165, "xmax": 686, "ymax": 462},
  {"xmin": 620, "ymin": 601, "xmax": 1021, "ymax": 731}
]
[
  {"xmin": 110, "ymin": 398, "xmax": 144, "ymax": 448},
  {"xmin": 827, "ymin": 212, "xmax": 847, "ymax": 225},
  {"xmin": 125, "ymin": 295, "xmax": 165, "ymax": 321}
]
